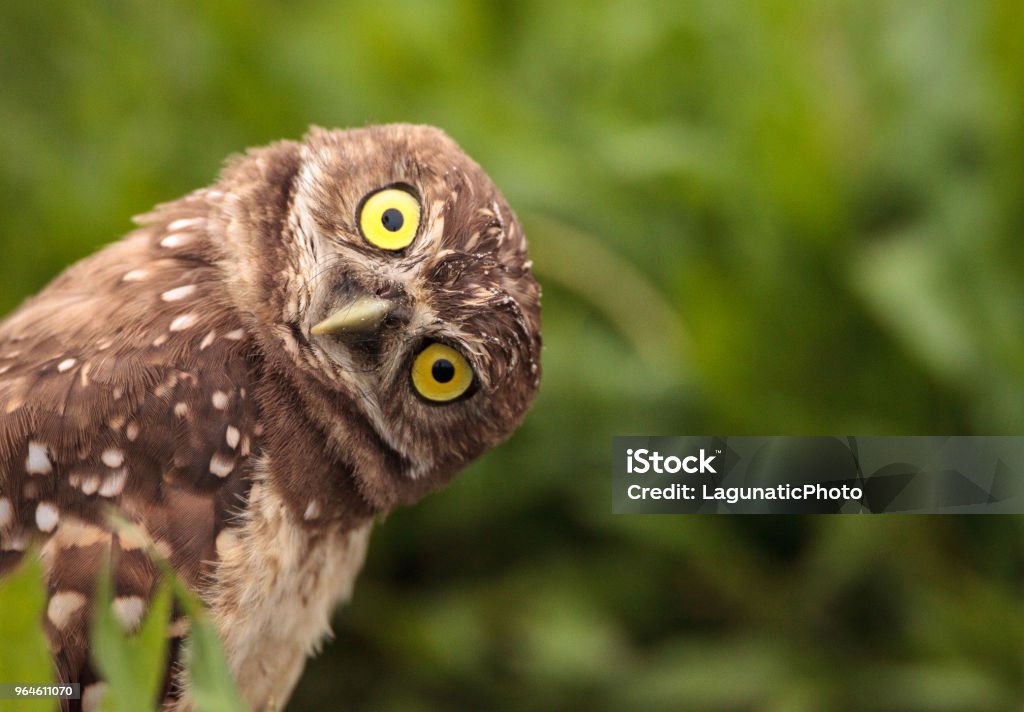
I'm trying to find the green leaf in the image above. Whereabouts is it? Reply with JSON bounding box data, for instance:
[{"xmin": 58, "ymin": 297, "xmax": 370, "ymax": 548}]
[
  {"xmin": 97, "ymin": 513, "xmax": 248, "ymax": 712},
  {"xmin": 90, "ymin": 556, "xmax": 170, "ymax": 712},
  {"xmin": 0, "ymin": 552, "xmax": 54, "ymax": 711},
  {"xmin": 169, "ymin": 578, "xmax": 249, "ymax": 712}
]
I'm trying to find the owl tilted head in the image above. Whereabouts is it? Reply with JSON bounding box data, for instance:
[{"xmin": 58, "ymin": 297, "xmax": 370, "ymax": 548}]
[{"xmin": 208, "ymin": 124, "xmax": 541, "ymax": 516}]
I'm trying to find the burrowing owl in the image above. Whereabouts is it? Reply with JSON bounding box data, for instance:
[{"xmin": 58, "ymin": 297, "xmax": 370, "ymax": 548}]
[{"xmin": 0, "ymin": 124, "xmax": 542, "ymax": 711}]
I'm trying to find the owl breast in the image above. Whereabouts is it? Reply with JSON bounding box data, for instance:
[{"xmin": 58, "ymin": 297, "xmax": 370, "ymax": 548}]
[{"xmin": 195, "ymin": 464, "xmax": 372, "ymax": 712}]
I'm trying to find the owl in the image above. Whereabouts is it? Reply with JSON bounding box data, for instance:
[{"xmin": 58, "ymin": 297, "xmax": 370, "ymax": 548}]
[{"xmin": 0, "ymin": 124, "xmax": 541, "ymax": 711}]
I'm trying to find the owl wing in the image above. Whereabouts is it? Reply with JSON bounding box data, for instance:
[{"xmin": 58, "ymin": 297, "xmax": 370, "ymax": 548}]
[{"xmin": 0, "ymin": 196, "xmax": 260, "ymax": 708}]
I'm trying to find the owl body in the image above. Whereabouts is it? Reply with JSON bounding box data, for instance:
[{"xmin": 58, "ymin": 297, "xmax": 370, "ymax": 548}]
[{"xmin": 0, "ymin": 125, "xmax": 541, "ymax": 711}]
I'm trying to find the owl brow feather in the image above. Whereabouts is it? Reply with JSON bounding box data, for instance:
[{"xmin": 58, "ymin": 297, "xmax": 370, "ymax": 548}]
[{"xmin": 304, "ymin": 253, "xmax": 352, "ymax": 292}]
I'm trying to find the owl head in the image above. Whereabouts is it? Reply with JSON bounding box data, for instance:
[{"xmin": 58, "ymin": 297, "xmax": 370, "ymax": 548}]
[{"xmin": 208, "ymin": 124, "xmax": 541, "ymax": 515}]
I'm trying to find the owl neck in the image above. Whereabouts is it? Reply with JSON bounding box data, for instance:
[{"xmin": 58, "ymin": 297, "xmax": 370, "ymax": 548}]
[{"xmin": 248, "ymin": 355, "xmax": 384, "ymax": 531}]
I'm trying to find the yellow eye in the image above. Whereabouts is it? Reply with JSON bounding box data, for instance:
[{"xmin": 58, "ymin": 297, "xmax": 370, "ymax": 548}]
[
  {"xmin": 358, "ymin": 187, "xmax": 421, "ymax": 251},
  {"xmin": 411, "ymin": 343, "xmax": 474, "ymax": 403}
]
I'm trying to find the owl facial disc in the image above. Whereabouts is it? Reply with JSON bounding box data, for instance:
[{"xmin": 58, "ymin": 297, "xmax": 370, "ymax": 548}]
[{"xmin": 311, "ymin": 295, "xmax": 395, "ymax": 335}]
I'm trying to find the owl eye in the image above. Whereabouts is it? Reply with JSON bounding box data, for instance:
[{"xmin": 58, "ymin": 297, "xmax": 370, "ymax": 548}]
[
  {"xmin": 411, "ymin": 343, "xmax": 474, "ymax": 403},
  {"xmin": 358, "ymin": 187, "xmax": 421, "ymax": 251}
]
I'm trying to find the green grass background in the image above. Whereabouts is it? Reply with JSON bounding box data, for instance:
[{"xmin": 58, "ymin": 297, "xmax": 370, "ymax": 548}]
[{"xmin": 2, "ymin": 1, "xmax": 1024, "ymax": 710}]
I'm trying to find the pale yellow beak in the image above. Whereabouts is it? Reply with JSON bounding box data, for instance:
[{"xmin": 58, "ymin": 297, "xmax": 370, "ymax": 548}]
[{"xmin": 311, "ymin": 295, "xmax": 395, "ymax": 336}]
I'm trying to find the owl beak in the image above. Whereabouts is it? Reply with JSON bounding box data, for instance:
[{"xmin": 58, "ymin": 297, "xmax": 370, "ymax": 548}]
[{"xmin": 311, "ymin": 295, "xmax": 396, "ymax": 336}]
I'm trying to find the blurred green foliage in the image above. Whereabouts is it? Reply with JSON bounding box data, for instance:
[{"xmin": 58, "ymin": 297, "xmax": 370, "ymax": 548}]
[
  {"xmin": 0, "ymin": 556, "xmax": 52, "ymax": 712},
  {"xmin": 0, "ymin": 540, "xmax": 246, "ymax": 712},
  {"xmin": 2, "ymin": 0, "xmax": 1024, "ymax": 710},
  {"xmin": 93, "ymin": 551, "xmax": 246, "ymax": 712}
]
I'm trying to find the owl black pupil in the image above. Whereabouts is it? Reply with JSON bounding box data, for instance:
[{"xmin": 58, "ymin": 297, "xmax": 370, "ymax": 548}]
[
  {"xmin": 432, "ymin": 359, "xmax": 455, "ymax": 384},
  {"xmin": 381, "ymin": 208, "xmax": 404, "ymax": 232}
]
